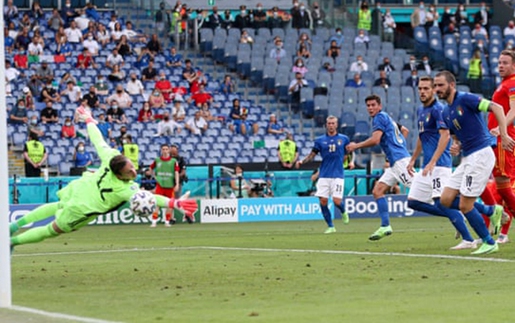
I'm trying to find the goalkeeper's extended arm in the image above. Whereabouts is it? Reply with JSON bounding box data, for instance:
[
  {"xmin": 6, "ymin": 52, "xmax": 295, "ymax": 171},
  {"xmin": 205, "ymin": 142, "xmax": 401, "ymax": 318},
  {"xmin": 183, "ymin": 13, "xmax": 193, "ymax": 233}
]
[
  {"xmin": 154, "ymin": 194, "xmax": 198, "ymax": 216},
  {"xmin": 84, "ymin": 118, "xmax": 117, "ymax": 164}
]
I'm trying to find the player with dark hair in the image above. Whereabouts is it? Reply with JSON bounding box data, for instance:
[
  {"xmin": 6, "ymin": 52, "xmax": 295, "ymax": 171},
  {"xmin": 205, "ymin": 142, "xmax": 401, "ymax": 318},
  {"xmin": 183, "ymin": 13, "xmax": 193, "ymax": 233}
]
[
  {"xmin": 10, "ymin": 107, "xmax": 198, "ymax": 250},
  {"xmin": 435, "ymin": 70, "xmax": 515, "ymax": 254},
  {"xmin": 296, "ymin": 115, "xmax": 351, "ymax": 233},
  {"xmin": 346, "ymin": 94, "xmax": 412, "ymax": 240}
]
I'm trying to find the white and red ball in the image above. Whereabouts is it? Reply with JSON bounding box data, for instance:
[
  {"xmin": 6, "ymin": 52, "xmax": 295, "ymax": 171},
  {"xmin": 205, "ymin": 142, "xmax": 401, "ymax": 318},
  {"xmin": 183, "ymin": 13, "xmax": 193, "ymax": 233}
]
[{"xmin": 130, "ymin": 190, "xmax": 157, "ymax": 217}]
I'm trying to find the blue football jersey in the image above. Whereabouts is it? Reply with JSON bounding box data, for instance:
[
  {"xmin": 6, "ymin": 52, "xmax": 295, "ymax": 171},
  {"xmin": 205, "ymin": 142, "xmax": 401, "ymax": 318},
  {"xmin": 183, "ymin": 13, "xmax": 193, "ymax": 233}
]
[
  {"xmin": 313, "ymin": 133, "xmax": 350, "ymax": 179},
  {"xmin": 417, "ymin": 100, "xmax": 452, "ymax": 168},
  {"xmin": 372, "ymin": 111, "xmax": 410, "ymax": 164},
  {"xmin": 443, "ymin": 92, "xmax": 495, "ymax": 157}
]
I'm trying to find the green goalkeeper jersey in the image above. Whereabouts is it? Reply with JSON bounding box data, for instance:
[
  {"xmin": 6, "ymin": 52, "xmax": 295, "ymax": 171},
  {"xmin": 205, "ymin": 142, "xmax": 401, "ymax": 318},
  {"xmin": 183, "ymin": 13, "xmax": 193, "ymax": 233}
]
[{"xmin": 57, "ymin": 123, "xmax": 141, "ymax": 215}]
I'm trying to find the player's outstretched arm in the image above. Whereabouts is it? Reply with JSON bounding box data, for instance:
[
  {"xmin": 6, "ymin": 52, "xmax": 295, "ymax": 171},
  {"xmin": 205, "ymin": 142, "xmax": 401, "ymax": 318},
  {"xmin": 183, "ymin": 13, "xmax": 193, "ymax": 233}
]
[
  {"xmin": 76, "ymin": 107, "xmax": 117, "ymax": 164},
  {"xmin": 154, "ymin": 193, "xmax": 198, "ymax": 216}
]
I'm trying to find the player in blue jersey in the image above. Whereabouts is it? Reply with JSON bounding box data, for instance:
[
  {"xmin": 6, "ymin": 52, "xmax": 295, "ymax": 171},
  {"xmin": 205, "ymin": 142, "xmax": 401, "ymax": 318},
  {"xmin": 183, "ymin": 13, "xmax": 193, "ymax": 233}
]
[
  {"xmin": 434, "ymin": 70, "xmax": 515, "ymax": 255},
  {"xmin": 346, "ymin": 94, "xmax": 413, "ymax": 240},
  {"xmin": 406, "ymin": 76, "xmax": 491, "ymax": 250},
  {"xmin": 296, "ymin": 116, "xmax": 351, "ymax": 233}
]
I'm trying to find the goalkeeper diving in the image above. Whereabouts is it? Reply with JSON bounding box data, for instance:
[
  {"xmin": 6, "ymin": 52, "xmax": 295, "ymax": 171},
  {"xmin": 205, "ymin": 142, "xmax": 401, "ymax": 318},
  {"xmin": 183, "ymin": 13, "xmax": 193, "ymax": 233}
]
[{"xmin": 9, "ymin": 107, "xmax": 198, "ymax": 250}]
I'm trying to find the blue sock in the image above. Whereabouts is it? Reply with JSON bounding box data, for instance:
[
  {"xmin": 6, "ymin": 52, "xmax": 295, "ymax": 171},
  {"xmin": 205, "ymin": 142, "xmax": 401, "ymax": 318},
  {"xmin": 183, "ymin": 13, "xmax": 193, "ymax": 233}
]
[
  {"xmin": 435, "ymin": 199, "xmax": 474, "ymax": 242},
  {"xmin": 463, "ymin": 208, "xmax": 495, "ymax": 244},
  {"xmin": 376, "ymin": 197, "xmax": 390, "ymax": 227},
  {"xmin": 321, "ymin": 205, "xmax": 334, "ymax": 228},
  {"xmin": 408, "ymin": 199, "xmax": 446, "ymax": 217},
  {"xmin": 451, "ymin": 196, "xmax": 494, "ymax": 216},
  {"xmin": 335, "ymin": 201, "xmax": 345, "ymax": 214}
]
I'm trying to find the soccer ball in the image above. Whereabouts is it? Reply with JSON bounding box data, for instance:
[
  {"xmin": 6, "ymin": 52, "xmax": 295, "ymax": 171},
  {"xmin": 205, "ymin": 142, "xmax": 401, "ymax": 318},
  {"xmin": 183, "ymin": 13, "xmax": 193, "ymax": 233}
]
[{"xmin": 130, "ymin": 190, "xmax": 157, "ymax": 217}]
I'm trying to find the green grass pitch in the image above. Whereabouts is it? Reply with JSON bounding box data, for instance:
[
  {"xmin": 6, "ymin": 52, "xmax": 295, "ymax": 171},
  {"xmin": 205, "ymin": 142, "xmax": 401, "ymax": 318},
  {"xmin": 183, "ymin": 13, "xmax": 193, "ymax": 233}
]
[{"xmin": 3, "ymin": 217, "xmax": 515, "ymax": 323}]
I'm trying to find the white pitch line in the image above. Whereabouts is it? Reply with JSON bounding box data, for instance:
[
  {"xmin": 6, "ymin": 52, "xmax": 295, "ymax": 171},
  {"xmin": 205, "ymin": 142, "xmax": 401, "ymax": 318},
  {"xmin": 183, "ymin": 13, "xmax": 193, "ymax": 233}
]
[
  {"xmin": 13, "ymin": 246, "xmax": 515, "ymax": 263},
  {"xmin": 9, "ymin": 305, "xmax": 124, "ymax": 323}
]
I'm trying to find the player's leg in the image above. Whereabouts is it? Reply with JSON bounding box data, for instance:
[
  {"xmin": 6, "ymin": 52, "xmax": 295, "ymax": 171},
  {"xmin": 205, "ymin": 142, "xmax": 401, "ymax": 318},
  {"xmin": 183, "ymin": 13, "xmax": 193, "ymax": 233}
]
[
  {"xmin": 331, "ymin": 178, "xmax": 348, "ymax": 224},
  {"xmin": 370, "ymin": 178, "xmax": 394, "ymax": 241},
  {"xmin": 10, "ymin": 202, "xmax": 59, "ymax": 235},
  {"xmin": 498, "ymin": 207, "xmax": 513, "ymax": 243},
  {"xmin": 151, "ymin": 185, "xmax": 170, "ymax": 227},
  {"xmin": 11, "ymin": 221, "xmax": 61, "ymax": 246},
  {"xmin": 314, "ymin": 178, "xmax": 334, "ymax": 233}
]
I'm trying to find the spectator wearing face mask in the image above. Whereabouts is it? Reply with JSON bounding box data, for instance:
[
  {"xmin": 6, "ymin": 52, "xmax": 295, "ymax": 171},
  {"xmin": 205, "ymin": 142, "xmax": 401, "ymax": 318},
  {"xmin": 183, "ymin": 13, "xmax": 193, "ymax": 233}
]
[
  {"xmin": 269, "ymin": 38, "xmax": 286, "ymax": 63},
  {"xmin": 106, "ymin": 100, "xmax": 128, "ymax": 124},
  {"xmin": 96, "ymin": 113, "xmax": 112, "ymax": 139},
  {"xmin": 329, "ymin": 27, "xmax": 344, "ymax": 48},
  {"xmin": 349, "ymin": 55, "xmax": 368, "ymax": 74},
  {"xmin": 155, "ymin": 112, "xmax": 182, "ymax": 136},
  {"xmin": 61, "ymin": 117, "xmax": 76, "ymax": 138},
  {"xmin": 138, "ymin": 102, "xmax": 154, "ymax": 122},
  {"xmin": 234, "ymin": 5, "xmax": 251, "ymax": 29},
  {"xmin": 155, "ymin": 71, "xmax": 173, "ymax": 102},
  {"xmin": 73, "ymin": 142, "xmax": 92, "ymax": 168},
  {"xmin": 149, "ymin": 89, "xmax": 166, "ymax": 108},
  {"xmin": 108, "ymin": 84, "xmax": 133, "ymax": 108},
  {"xmin": 354, "ymin": 29, "xmax": 370, "ymax": 47},
  {"xmin": 504, "ymin": 20, "xmax": 515, "ymax": 38},
  {"xmin": 310, "ymin": 2, "xmax": 325, "ymax": 28},
  {"xmin": 292, "ymin": 2, "xmax": 311, "ymax": 29},
  {"xmin": 292, "ymin": 58, "xmax": 308, "ymax": 76},
  {"xmin": 126, "ymin": 72, "xmax": 144, "ymax": 96},
  {"xmin": 28, "ymin": 115, "xmax": 45, "ymax": 137},
  {"xmin": 10, "ymin": 99, "xmax": 28, "ymax": 124}
]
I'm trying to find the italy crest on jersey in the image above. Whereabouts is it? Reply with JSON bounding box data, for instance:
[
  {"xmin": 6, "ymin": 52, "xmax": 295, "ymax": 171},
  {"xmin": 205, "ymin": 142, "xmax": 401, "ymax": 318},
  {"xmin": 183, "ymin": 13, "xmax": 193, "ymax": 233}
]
[
  {"xmin": 337, "ymin": 139, "xmax": 342, "ymax": 146},
  {"xmin": 456, "ymin": 106, "xmax": 464, "ymax": 117}
]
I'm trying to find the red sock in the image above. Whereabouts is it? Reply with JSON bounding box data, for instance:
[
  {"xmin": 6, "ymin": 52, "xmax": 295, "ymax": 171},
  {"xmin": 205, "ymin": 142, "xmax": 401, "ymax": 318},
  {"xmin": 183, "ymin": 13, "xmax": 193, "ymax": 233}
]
[
  {"xmin": 480, "ymin": 185, "xmax": 497, "ymax": 205},
  {"xmin": 501, "ymin": 208, "xmax": 513, "ymax": 235},
  {"xmin": 152, "ymin": 209, "xmax": 159, "ymax": 220},
  {"xmin": 497, "ymin": 183, "xmax": 515, "ymax": 214},
  {"xmin": 165, "ymin": 212, "xmax": 171, "ymax": 222}
]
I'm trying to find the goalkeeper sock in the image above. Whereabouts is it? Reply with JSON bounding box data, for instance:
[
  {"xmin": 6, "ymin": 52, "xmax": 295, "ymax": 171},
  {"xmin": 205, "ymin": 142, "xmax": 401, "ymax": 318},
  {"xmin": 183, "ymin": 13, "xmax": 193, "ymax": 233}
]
[
  {"xmin": 11, "ymin": 223, "xmax": 59, "ymax": 246},
  {"xmin": 376, "ymin": 197, "xmax": 390, "ymax": 227},
  {"xmin": 320, "ymin": 205, "xmax": 333, "ymax": 227},
  {"xmin": 14, "ymin": 203, "xmax": 59, "ymax": 230}
]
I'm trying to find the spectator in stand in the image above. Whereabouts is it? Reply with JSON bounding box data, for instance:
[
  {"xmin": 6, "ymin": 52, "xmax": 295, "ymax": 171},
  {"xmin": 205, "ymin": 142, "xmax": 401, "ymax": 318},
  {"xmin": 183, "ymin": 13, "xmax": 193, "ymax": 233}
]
[
  {"xmin": 55, "ymin": 25, "xmax": 66, "ymax": 43},
  {"xmin": 155, "ymin": 111, "xmax": 182, "ymax": 136},
  {"xmin": 117, "ymin": 34, "xmax": 133, "ymax": 56},
  {"xmin": 326, "ymin": 40, "xmax": 341, "ymax": 61},
  {"xmin": 382, "ymin": 9, "xmax": 396, "ymax": 43},
  {"xmin": 189, "ymin": 71, "xmax": 208, "ymax": 94},
  {"xmin": 185, "ymin": 110, "xmax": 208, "ymax": 136},
  {"xmin": 269, "ymin": 38, "xmax": 286, "ymax": 63},
  {"xmin": 239, "ymin": 29, "xmax": 253, "ymax": 45},
  {"xmin": 267, "ymin": 114, "xmax": 284, "ymax": 135},
  {"xmin": 61, "ymin": 117, "xmax": 76, "ymax": 138},
  {"xmin": 149, "ymin": 89, "xmax": 167, "ymax": 109},
  {"xmin": 82, "ymin": 32, "xmax": 100, "ymax": 55},
  {"xmin": 94, "ymin": 74, "xmax": 109, "ymax": 96},
  {"xmin": 440, "ymin": 6, "xmax": 453, "ymax": 32},
  {"xmin": 220, "ymin": 74, "xmax": 236, "ymax": 95},
  {"xmin": 108, "ymin": 13, "xmax": 119, "ymax": 31},
  {"xmin": 504, "ymin": 20, "xmax": 515, "ymax": 38},
  {"xmin": 474, "ymin": 39, "xmax": 489, "ymax": 59},
  {"xmin": 138, "ymin": 102, "xmax": 154, "ymax": 122},
  {"xmin": 56, "ymin": 35, "xmax": 73, "ymax": 56},
  {"xmin": 85, "ymin": 2, "xmax": 100, "ymax": 21},
  {"xmin": 73, "ymin": 142, "xmax": 92, "ymax": 168},
  {"xmin": 9, "ymin": 99, "xmax": 28, "ymax": 124},
  {"xmin": 40, "ymin": 80, "xmax": 61, "ymax": 103},
  {"xmin": 76, "ymin": 47, "xmax": 97, "ymax": 69},
  {"xmin": 4, "ymin": 29, "xmax": 14, "ymax": 54},
  {"xmin": 14, "ymin": 49, "xmax": 28, "ymax": 69},
  {"xmin": 474, "ymin": 2, "xmax": 490, "ymax": 30},
  {"xmin": 172, "ymin": 98, "xmax": 186, "ymax": 122},
  {"xmin": 472, "ymin": 22, "xmax": 489, "ymax": 42},
  {"xmin": 410, "ymin": 1, "xmax": 426, "ymax": 29},
  {"xmin": 506, "ymin": 39, "xmax": 515, "ymax": 51},
  {"xmin": 83, "ymin": 86, "xmax": 100, "ymax": 109},
  {"xmin": 5, "ymin": 60, "xmax": 22, "ymax": 83},
  {"xmin": 15, "ymin": 27, "xmax": 30, "ymax": 51},
  {"xmin": 297, "ymin": 42, "xmax": 311, "ymax": 60},
  {"xmin": 234, "ymin": 5, "xmax": 251, "ymax": 29},
  {"xmin": 252, "ymin": 4, "xmax": 267, "ymax": 29},
  {"xmin": 57, "ymin": 72, "xmax": 78, "ymax": 91},
  {"xmin": 108, "ymin": 84, "xmax": 133, "ymax": 108},
  {"xmin": 454, "ymin": 4, "xmax": 467, "ymax": 28},
  {"xmin": 329, "ymin": 28, "xmax": 344, "ymax": 48},
  {"xmin": 373, "ymin": 70, "xmax": 391, "ymax": 89},
  {"xmin": 297, "ymin": 32, "xmax": 312, "ymax": 52},
  {"xmin": 378, "ymin": 56, "xmax": 395, "ymax": 75},
  {"xmin": 96, "ymin": 113, "xmax": 111, "ymax": 139},
  {"xmin": 354, "ymin": 29, "xmax": 370, "ymax": 47},
  {"xmin": 291, "ymin": 2, "xmax": 311, "ymax": 29},
  {"xmin": 106, "ymin": 48, "xmax": 124, "ymax": 70},
  {"xmin": 35, "ymin": 61, "xmax": 54, "ymax": 83},
  {"xmin": 345, "ymin": 73, "xmax": 367, "ymax": 88},
  {"xmin": 199, "ymin": 102, "xmax": 217, "ymax": 122},
  {"xmin": 267, "ymin": 7, "xmax": 284, "ymax": 29},
  {"xmin": 349, "ymin": 55, "xmax": 368, "ymax": 74},
  {"xmin": 165, "ymin": 47, "xmax": 183, "ymax": 68},
  {"xmin": 182, "ymin": 59, "xmax": 198, "ymax": 85},
  {"xmin": 135, "ymin": 46, "xmax": 153, "ymax": 68},
  {"xmin": 189, "ymin": 83, "xmax": 213, "ymax": 107},
  {"xmin": 20, "ymin": 87, "xmax": 35, "ymax": 110},
  {"xmin": 26, "ymin": 75, "xmax": 41, "ymax": 98},
  {"xmin": 228, "ymin": 108, "xmax": 258, "ymax": 135},
  {"xmin": 28, "ymin": 35, "xmax": 43, "ymax": 56},
  {"xmin": 207, "ymin": 6, "xmax": 224, "ymax": 29},
  {"xmin": 122, "ymin": 21, "xmax": 147, "ymax": 43},
  {"xmin": 48, "ymin": 8, "xmax": 63, "ymax": 30},
  {"xmin": 61, "ymin": 0, "xmax": 77, "ymax": 26},
  {"xmin": 108, "ymin": 64, "xmax": 125, "ymax": 82},
  {"xmin": 4, "ymin": 0, "xmax": 18, "ymax": 22},
  {"xmin": 40, "ymin": 101, "xmax": 59, "ymax": 123},
  {"xmin": 111, "ymin": 22, "xmax": 123, "ymax": 41},
  {"xmin": 28, "ymin": 115, "xmax": 44, "ymax": 138},
  {"xmin": 96, "ymin": 23, "xmax": 110, "ymax": 46},
  {"xmin": 418, "ymin": 55, "xmax": 433, "ymax": 75},
  {"xmin": 60, "ymin": 80, "xmax": 82, "ymax": 103},
  {"xmin": 403, "ymin": 55, "xmax": 419, "ymax": 71},
  {"xmin": 106, "ymin": 100, "xmax": 128, "ymax": 124},
  {"xmin": 7, "ymin": 21, "xmax": 18, "ymax": 39},
  {"xmin": 405, "ymin": 69, "xmax": 419, "ymax": 88},
  {"xmin": 288, "ymin": 72, "xmax": 308, "ymax": 110},
  {"xmin": 65, "ymin": 20, "xmax": 83, "ymax": 44},
  {"xmin": 311, "ymin": 1, "xmax": 325, "ymax": 28},
  {"xmin": 142, "ymin": 60, "xmax": 158, "ymax": 82},
  {"xmin": 155, "ymin": 71, "xmax": 173, "ymax": 103},
  {"xmin": 146, "ymin": 34, "xmax": 163, "ymax": 55},
  {"xmin": 292, "ymin": 57, "xmax": 308, "ymax": 76},
  {"xmin": 425, "ymin": 4, "xmax": 439, "ymax": 30},
  {"xmin": 126, "ymin": 72, "xmax": 144, "ymax": 96}
]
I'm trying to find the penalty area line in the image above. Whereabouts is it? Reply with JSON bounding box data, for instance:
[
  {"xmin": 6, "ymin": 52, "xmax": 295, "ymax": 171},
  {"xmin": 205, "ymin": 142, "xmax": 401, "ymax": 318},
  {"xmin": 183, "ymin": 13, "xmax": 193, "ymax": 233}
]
[
  {"xmin": 9, "ymin": 305, "xmax": 124, "ymax": 323},
  {"xmin": 13, "ymin": 246, "xmax": 515, "ymax": 263}
]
